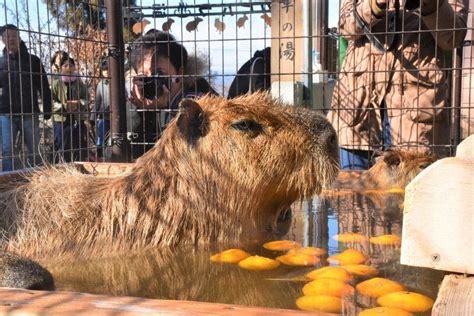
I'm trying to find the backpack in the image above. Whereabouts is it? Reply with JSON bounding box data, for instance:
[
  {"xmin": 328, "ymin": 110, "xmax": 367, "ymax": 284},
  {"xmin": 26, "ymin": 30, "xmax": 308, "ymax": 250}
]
[{"xmin": 227, "ymin": 47, "xmax": 271, "ymax": 99}]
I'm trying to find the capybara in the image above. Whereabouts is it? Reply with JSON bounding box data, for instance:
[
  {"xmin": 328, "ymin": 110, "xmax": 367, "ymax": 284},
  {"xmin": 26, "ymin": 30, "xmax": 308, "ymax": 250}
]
[
  {"xmin": 336, "ymin": 149, "xmax": 436, "ymax": 191},
  {"xmin": 0, "ymin": 93, "xmax": 339, "ymax": 258},
  {"xmin": 0, "ymin": 251, "xmax": 55, "ymax": 290}
]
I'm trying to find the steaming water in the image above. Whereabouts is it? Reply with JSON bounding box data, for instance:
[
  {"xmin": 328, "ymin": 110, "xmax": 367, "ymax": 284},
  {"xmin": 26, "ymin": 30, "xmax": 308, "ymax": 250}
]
[{"xmin": 45, "ymin": 192, "xmax": 443, "ymax": 314}]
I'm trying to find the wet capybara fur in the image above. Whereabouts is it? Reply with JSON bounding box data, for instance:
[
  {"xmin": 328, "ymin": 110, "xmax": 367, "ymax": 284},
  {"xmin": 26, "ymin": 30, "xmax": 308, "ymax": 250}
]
[
  {"xmin": 0, "ymin": 251, "xmax": 55, "ymax": 290},
  {"xmin": 337, "ymin": 149, "xmax": 436, "ymax": 191},
  {"xmin": 0, "ymin": 93, "xmax": 339, "ymax": 258}
]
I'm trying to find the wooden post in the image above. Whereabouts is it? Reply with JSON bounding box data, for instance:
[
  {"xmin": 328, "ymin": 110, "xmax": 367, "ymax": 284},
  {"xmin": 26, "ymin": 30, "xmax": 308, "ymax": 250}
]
[{"xmin": 271, "ymin": 0, "xmax": 305, "ymax": 105}]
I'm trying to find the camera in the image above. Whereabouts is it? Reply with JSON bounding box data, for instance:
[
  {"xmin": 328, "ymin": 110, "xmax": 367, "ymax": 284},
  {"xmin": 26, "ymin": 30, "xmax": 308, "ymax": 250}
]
[
  {"xmin": 136, "ymin": 74, "xmax": 170, "ymax": 100},
  {"xmin": 405, "ymin": 0, "xmax": 420, "ymax": 10}
]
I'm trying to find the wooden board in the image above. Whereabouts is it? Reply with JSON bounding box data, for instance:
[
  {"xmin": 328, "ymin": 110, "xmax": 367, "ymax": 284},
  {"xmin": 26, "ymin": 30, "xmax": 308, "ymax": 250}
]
[
  {"xmin": 432, "ymin": 274, "xmax": 474, "ymax": 316},
  {"xmin": 0, "ymin": 288, "xmax": 334, "ymax": 316}
]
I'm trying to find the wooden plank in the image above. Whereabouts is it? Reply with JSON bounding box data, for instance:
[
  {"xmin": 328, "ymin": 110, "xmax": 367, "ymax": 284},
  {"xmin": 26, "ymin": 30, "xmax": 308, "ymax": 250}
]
[
  {"xmin": 0, "ymin": 288, "xmax": 333, "ymax": 316},
  {"xmin": 432, "ymin": 274, "xmax": 474, "ymax": 316}
]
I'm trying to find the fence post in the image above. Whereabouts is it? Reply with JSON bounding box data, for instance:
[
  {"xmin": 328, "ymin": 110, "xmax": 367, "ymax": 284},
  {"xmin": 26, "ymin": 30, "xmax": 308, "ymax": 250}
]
[{"xmin": 105, "ymin": 0, "xmax": 129, "ymax": 162}]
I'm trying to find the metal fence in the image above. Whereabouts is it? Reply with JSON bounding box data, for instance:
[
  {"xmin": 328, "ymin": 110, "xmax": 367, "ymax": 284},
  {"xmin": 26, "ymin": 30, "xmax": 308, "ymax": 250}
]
[{"xmin": 0, "ymin": 0, "xmax": 472, "ymax": 172}]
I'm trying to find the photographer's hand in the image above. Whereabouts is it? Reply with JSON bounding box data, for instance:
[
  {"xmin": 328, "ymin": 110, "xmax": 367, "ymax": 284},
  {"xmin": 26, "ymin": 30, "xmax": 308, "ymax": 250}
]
[{"xmin": 130, "ymin": 77, "xmax": 170, "ymax": 109}]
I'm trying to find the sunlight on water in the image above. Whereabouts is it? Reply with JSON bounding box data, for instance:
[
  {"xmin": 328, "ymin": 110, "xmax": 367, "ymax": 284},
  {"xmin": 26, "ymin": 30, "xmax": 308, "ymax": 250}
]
[{"xmin": 45, "ymin": 192, "xmax": 443, "ymax": 314}]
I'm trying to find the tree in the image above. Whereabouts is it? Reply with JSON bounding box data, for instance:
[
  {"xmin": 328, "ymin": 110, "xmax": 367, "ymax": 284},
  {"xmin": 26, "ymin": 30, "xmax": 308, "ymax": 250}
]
[{"xmin": 43, "ymin": 0, "xmax": 138, "ymax": 36}]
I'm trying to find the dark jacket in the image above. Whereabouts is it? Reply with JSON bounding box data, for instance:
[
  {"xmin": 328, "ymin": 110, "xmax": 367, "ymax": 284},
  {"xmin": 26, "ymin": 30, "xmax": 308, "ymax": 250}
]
[{"xmin": 0, "ymin": 43, "xmax": 52, "ymax": 117}]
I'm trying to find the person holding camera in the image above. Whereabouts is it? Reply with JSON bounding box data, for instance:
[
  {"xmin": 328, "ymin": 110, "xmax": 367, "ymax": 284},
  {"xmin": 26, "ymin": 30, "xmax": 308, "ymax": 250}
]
[
  {"xmin": 51, "ymin": 56, "xmax": 89, "ymax": 162},
  {"xmin": 328, "ymin": 0, "xmax": 468, "ymax": 169},
  {"xmin": 127, "ymin": 30, "xmax": 216, "ymax": 158}
]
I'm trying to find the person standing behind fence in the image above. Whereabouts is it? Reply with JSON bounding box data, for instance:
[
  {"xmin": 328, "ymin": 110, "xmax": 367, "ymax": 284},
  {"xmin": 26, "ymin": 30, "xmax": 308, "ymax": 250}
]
[
  {"xmin": 329, "ymin": 0, "xmax": 468, "ymax": 170},
  {"xmin": 0, "ymin": 24, "xmax": 52, "ymax": 171},
  {"xmin": 51, "ymin": 57, "xmax": 89, "ymax": 162},
  {"xmin": 92, "ymin": 59, "xmax": 110, "ymax": 160},
  {"xmin": 127, "ymin": 30, "xmax": 216, "ymax": 158},
  {"xmin": 50, "ymin": 50, "xmax": 69, "ymax": 76}
]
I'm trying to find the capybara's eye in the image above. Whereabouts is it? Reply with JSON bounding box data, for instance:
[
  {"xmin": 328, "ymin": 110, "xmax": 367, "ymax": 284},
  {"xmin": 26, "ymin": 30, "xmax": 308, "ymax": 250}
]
[{"xmin": 231, "ymin": 119, "xmax": 262, "ymax": 134}]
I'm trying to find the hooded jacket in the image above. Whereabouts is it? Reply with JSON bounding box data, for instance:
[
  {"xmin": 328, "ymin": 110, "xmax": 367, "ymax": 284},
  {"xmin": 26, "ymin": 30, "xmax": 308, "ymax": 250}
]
[
  {"xmin": 0, "ymin": 42, "xmax": 52, "ymax": 118},
  {"xmin": 328, "ymin": 0, "xmax": 468, "ymax": 156}
]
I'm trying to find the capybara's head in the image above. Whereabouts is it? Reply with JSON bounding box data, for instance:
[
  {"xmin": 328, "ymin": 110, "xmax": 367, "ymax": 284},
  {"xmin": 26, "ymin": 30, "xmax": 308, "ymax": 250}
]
[
  {"xmin": 132, "ymin": 92, "xmax": 339, "ymax": 241},
  {"xmin": 361, "ymin": 149, "xmax": 436, "ymax": 190}
]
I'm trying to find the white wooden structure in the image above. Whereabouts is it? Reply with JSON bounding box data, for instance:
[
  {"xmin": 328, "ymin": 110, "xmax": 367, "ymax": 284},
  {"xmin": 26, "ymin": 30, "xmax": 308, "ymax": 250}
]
[{"xmin": 401, "ymin": 135, "xmax": 473, "ymax": 274}]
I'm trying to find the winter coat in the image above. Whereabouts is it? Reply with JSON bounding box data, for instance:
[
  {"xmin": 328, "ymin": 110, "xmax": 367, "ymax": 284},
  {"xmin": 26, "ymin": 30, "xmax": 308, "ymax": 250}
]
[
  {"xmin": 0, "ymin": 44, "xmax": 52, "ymax": 117},
  {"xmin": 51, "ymin": 77, "xmax": 89, "ymax": 123},
  {"xmin": 328, "ymin": 0, "xmax": 468, "ymax": 156}
]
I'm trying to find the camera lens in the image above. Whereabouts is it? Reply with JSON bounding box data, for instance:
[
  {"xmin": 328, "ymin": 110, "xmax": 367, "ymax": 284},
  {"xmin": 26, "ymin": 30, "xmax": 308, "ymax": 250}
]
[{"xmin": 141, "ymin": 76, "xmax": 169, "ymax": 100}]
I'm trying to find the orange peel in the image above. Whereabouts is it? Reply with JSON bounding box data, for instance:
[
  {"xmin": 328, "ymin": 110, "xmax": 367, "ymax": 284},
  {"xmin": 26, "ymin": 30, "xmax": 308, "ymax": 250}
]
[
  {"xmin": 303, "ymin": 278, "xmax": 354, "ymax": 297},
  {"xmin": 356, "ymin": 277, "xmax": 406, "ymax": 298},
  {"xmin": 377, "ymin": 291, "xmax": 434, "ymax": 313},
  {"xmin": 238, "ymin": 255, "xmax": 280, "ymax": 270},
  {"xmin": 287, "ymin": 246, "xmax": 327, "ymax": 257},
  {"xmin": 370, "ymin": 234, "xmax": 401, "ymax": 246},
  {"xmin": 305, "ymin": 266, "xmax": 353, "ymax": 282},
  {"xmin": 341, "ymin": 264, "xmax": 379, "ymax": 277},
  {"xmin": 295, "ymin": 295, "xmax": 342, "ymax": 313},
  {"xmin": 276, "ymin": 253, "xmax": 320, "ymax": 266},
  {"xmin": 359, "ymin": 307, "xmax": 413, "ymax": 316},
  {"xmin": 210, "ymin": 248, "xmax": 251, "ymax": 263},
  {"xmin": 262, "ymin": 240, "xmax": 301, "ymax": 251},
  {"xmin": 327, "ymin": 249, "xmax": 368, "ymax": 265}
]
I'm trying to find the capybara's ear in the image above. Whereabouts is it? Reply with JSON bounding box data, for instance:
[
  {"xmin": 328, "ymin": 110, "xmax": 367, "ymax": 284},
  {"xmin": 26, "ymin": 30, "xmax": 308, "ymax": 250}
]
[
  {"xmin": 383, "ymin": 150, "xmax": 401, "ymax": 166},
  {"xmin": 177, "ymin": 99, "xmax": 207, "ymax": 143}
]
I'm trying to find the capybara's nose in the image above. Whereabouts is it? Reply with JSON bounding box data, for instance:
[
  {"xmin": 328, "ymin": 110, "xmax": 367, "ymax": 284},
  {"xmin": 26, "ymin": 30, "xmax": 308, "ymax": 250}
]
[
  {"xmin": 320, "ymin": 125, "xmax": 338, "ymax": 156},
  {"xmin": 311, "ymin": 115, "xmax": 339, "ymax": 157}
]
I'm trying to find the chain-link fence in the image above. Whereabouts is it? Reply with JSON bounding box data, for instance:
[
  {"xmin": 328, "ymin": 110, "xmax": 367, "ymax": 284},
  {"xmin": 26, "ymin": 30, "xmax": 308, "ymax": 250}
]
[{"xmin": 0, "ymin": 0, "xmax": 472, "ymax": 172}]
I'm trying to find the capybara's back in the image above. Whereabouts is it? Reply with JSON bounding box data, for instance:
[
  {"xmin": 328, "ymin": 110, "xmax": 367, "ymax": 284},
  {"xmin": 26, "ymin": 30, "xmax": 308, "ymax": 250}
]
[
  {"xmin": 0, "ymin": 251, "xmax": 55, "ymax": 290},
  {"xmin": 0, "ymin": 92, "xmax": 339, "ymax": 258},
  {"xmin": 337, "ymin": 149, "xmax": 436, "ymax": 191}
]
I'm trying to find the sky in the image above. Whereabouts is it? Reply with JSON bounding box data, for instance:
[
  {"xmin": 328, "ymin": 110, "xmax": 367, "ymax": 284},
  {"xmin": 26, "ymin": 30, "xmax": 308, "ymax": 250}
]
[{"xmin": 0, "ymin": 0, "xmax": 340, "ymax": 92}]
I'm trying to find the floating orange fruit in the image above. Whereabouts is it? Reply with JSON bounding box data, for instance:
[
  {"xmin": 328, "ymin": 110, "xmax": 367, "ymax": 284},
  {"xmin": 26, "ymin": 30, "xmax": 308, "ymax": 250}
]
[
  {"xmin": 303, "ymin": 278, "xmax": 354, "ymax": 297},
  {"xmin": 296, "ymin": 295, "xmax": 342, "ymax": 313},
  {"xmin": 356, "ymin": 277, "xmax": 406, "ymax": 298},
  {"xmin": 210, "ymin": 249, "xmax": 251, "ymax": 263},
  {"xmin": 359, "ymin": 307, "xmax": 413, "ymax": 316},
  {"xmin": 238, "ymin": 255, "xmax": 280, "ymax": 270},
  {"xmin": 327, "ymin": 249, "xmax": 368, "ymax": 265},
  {"xmin": 262, "ymin": 240, "xmax": 301, "ymax": 251},
  {"xmin": 287, "ymin": 246, "xmax": 327, "ymax": 257},
  {"xmin": 276, "ymin": 253, "xmax": 320, "ymax": 266},
  {"xmin": 377, "ymin": 291, "xmax": 434, "ymax": 313},
  {"xmin": 305, "ymin": 266, "xmax": 353, "ymax": 282},
  {"xmin": 341, "ymin": 264, "xmax": 379, "ymax": 277},
  {"xmin": 370, "ymin": 235, "xmax": 401, "ymax": 246},
  {"xmin": 333, "ymin": 233, "xmax": 368, "ymax": 243}
]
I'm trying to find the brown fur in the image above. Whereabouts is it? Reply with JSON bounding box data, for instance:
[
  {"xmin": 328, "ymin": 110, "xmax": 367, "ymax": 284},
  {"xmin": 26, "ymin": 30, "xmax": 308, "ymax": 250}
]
[
  {"xmin": 336, "ymin": 149, "xmax": 436, "ymax": 191},
  {"xmin": 0, "ymin": 93, "xmax": 339, "ymax": 258}
]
